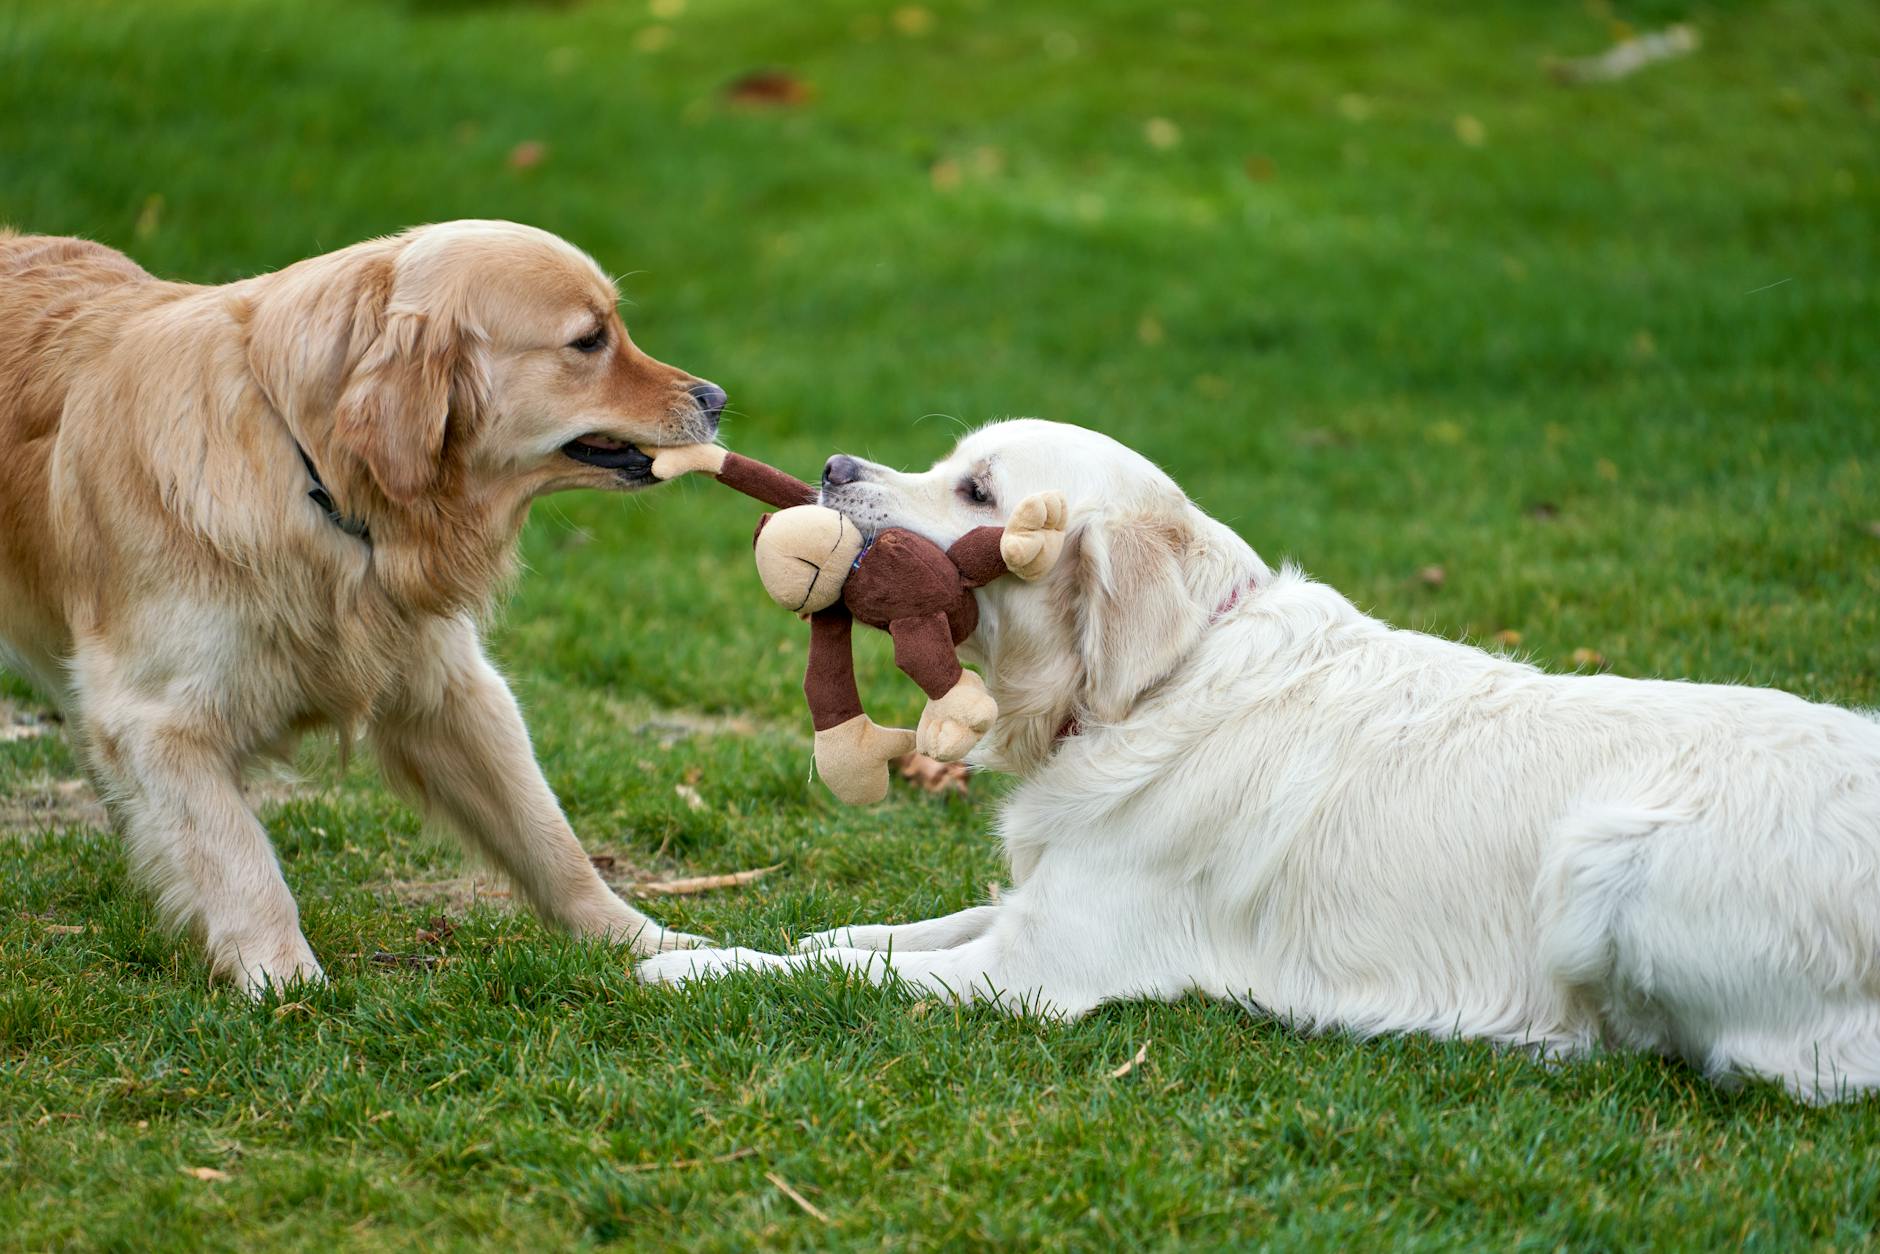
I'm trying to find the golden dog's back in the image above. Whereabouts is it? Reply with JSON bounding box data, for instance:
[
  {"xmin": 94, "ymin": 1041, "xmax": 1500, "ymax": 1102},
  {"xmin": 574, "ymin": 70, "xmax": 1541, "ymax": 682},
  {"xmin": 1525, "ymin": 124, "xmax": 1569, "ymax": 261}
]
[{"xmin": 0, "ymin": 231, "xmax": 161, "ymax": 670}]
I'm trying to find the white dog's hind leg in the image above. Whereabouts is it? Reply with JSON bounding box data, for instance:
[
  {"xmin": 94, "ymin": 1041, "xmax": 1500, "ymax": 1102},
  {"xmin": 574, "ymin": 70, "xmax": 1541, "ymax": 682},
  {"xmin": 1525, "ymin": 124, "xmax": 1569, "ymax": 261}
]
[
  {"xmin": 1538, "ymin": 800, "xmax": 1880, "ymax": 1101},
  {"xmin": 375, "ymin": 622, "xmax": 704, "ymax": 956},
  {"xmin": 795, "ymin": 904, "xmax": 1001, "ymax": 953},
  {"xmin": 74, "ymin": 667, "xmax": 320, "ymax": 996}
]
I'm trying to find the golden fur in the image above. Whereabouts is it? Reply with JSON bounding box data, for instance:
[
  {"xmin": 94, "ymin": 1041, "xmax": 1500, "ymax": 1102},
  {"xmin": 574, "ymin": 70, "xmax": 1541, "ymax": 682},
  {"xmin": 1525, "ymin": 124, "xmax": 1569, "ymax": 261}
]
[{"xmin": 0, "ymin": 220, "xmax": 719, "ymax": 992}]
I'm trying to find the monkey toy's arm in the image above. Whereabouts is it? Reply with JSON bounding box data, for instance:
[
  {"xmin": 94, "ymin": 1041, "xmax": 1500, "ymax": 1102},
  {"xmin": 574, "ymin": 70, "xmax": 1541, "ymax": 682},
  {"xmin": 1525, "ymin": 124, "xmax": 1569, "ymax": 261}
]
[{"xmin": 650, "ymin": 444, "xmax": 815, "ymax": 511}]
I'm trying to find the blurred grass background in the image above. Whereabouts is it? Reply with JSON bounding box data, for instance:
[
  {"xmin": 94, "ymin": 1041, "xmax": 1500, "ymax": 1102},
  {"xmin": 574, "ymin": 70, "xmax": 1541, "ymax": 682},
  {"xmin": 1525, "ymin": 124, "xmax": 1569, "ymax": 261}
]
[{"xmin": 2, "ymin": 0, "xmax": 1877, "ymax": 1247}]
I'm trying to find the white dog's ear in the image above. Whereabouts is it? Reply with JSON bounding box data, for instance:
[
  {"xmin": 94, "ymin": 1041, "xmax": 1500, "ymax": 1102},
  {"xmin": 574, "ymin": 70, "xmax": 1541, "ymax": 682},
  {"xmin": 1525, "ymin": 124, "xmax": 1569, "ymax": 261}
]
[
  {"xmin": 334, "ymin": 298, "xmax": 489, "ymax": 505},
  {"xmin": 1069, "ymin": 497, "xmax": 1206, "ymax": 724}
]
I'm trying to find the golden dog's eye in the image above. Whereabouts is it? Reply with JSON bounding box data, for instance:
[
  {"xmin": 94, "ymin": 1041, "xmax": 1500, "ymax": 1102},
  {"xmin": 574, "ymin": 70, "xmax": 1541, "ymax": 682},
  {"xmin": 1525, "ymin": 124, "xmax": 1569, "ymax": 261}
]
[{"xmin": 569, "ymin": 327, "xmax": 607, "ymax": 353}]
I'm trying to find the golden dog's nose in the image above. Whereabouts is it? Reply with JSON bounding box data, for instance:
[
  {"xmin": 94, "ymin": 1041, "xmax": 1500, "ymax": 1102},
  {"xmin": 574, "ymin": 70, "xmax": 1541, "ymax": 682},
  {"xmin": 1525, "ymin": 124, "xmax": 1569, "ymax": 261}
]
[{"xmin": 687, "ymin": 381, "xmax": 727, "ymax": 433}]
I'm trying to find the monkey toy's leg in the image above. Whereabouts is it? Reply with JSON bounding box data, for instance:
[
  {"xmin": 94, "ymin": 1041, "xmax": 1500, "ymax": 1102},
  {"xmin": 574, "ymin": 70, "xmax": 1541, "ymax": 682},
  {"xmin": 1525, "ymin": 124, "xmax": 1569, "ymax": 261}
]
[
  {"xmin": 807, "ymin": 609, "xmax": 914, "ymax": 805},
  {"xmin": 890, "ymin": 612, "xmax": 998, "ymax": 763}
]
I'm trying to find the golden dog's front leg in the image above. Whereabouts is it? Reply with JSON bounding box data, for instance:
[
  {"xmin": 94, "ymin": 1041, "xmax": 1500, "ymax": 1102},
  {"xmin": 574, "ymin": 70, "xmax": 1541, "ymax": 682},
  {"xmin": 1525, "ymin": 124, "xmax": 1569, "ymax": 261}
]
[{"xmin": 374, "ymin": 620, "xmax": 704, "ymax": 955}]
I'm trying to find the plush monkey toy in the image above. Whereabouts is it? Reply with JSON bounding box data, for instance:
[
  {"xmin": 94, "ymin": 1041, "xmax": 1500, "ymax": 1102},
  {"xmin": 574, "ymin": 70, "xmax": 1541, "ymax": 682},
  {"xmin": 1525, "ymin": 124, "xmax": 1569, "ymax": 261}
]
[{"xmin": 650, "ymin": 444, "xmax": 1065, "ymax": 804}]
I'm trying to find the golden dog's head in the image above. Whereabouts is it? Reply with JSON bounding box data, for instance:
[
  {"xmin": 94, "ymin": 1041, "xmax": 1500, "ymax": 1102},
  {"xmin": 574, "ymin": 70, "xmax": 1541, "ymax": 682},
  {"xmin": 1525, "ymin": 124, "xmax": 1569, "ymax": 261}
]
[
  {"xmin": 242, "ymin": 219, "xmax": 724, "ymax": 611},
  {"xmin": 250, "ymin": 219, "xmax": 722, "ymax": 511}
]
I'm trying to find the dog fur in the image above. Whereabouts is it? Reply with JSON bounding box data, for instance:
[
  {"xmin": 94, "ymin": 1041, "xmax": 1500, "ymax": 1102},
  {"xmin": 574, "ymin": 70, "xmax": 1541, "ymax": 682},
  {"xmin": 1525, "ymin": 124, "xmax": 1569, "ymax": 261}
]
[
  {"xmin": 639, "ymin": 419, "xmax": 1880, "ymax": 1102},
  {"xmin": 0, "ymin": 221, "xmax": 718, "ymax": 993}
]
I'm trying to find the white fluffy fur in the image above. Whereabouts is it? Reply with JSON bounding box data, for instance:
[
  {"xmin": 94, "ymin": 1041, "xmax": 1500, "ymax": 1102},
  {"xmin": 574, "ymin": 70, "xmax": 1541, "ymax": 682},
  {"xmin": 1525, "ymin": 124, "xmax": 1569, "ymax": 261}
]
[{"xmin": 639, "ymin": 419, "xmax": 1880, "ymax": 1102}]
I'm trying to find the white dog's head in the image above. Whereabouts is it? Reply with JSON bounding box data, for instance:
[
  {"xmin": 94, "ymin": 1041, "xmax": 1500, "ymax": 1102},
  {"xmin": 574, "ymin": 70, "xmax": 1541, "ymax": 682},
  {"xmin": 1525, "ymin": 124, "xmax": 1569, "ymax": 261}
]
[{"xmin": 819, "ymin": 419, "xmax": 1262, "ymax": 774}]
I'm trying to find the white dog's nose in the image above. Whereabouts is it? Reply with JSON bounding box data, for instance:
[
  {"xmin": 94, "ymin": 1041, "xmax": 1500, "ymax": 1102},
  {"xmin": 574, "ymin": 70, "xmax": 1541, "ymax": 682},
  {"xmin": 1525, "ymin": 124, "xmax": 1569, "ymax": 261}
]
[{"xmin": 823, "ymin": 454, "xmax": 864, "ymax": 487}]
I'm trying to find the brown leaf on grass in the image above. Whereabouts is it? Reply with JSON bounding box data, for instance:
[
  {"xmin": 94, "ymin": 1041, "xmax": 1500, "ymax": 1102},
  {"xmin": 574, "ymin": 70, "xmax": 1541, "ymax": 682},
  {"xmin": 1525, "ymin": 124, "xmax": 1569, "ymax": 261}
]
[
  {"xmin": 723, "ymin": 69, "xmax": 814, "ymax": 107},
  {"xmin": 1109, "ymin": 1041, "xmax": 1150, "ymax": 1079},
  {"xmin": 181, "ymin": 1166, "xmax": 230, "ymax": 1182},
  {"xmin": 506, "ymin": 140, "xmax": 547, "ymax": 170},
  {"xmin": 766, "ymin": 1170, "xmax": 834, "ymax": 1225},
  {"xmin": 1417, "ymin": 565, "xmax": 1447, "ymax": 589},
  {"xmin": 1570, "ymin": 647, "xmax": 1610, "ymax": 672},
  {"xmin": 632, "ymin": 864, "xmax": 781, "ymax": 897},
  {"xmin": 895, "ymin": 753, "xmax": 970, "ymax": 796},
  {"xmin": 414, "ymin": 915, "xmax": 456, "ymax": 946}
]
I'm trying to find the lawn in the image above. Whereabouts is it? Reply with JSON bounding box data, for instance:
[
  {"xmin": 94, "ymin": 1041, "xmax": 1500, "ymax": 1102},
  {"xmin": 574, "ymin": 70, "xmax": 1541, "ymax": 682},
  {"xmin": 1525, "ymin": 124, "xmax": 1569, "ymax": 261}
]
[{"xmin": 2, "ymin": 0, "xmax": 1877, "ymax": 1246}]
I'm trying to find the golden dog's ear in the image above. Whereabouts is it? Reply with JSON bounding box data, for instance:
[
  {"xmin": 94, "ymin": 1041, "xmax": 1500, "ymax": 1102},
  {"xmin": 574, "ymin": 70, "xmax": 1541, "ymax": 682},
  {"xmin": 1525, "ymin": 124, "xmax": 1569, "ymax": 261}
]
[
  {"xmin": 1069, "ymin": 497, "xmax": 1205, "ymax": 724},
  {"xmin": 334, "ymin": 306, "xmax": 487, "ymax": 505}
]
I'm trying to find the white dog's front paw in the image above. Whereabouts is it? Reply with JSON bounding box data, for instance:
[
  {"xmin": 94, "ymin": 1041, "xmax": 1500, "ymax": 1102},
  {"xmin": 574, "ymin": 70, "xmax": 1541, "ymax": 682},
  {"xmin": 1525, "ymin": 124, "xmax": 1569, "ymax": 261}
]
[
  {"xmin": 795, "ymin": 926, "xmax": 891, "ymax": 953},
  {"xmin": 635, "ymin": 946, "xmax": 787, "ymax": 985}
]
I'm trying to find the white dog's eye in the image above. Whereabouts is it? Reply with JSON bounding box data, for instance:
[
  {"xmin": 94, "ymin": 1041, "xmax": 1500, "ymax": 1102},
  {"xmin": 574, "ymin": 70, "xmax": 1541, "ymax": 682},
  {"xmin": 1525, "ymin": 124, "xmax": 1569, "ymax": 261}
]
[{"xmin": 959, "ymin": 477, "xmax": 993, "ymax": 507}]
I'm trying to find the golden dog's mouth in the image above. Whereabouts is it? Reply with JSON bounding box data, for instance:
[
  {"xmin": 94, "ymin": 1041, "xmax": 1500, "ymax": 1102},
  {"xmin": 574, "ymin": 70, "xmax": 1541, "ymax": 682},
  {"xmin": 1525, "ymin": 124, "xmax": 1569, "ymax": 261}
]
[{"xmin": 562, "ymin": 433, "xmax": 654, "ymax": 478}]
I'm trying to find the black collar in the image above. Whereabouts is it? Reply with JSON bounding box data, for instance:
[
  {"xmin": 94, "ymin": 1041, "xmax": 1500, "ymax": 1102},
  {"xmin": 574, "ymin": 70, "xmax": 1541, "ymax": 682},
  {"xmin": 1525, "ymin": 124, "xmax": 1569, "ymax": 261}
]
[{"xmin": 295, "ymin": 442, "xmax": 371, "ymax": 543}]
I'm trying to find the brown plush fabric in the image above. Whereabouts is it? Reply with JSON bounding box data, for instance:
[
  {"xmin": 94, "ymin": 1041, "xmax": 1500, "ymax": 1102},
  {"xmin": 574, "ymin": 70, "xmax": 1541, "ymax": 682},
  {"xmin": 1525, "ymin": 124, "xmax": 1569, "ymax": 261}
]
[
  {"xmin": 948, "ymin": 526, "xmax": 1009, "ymax": 589},
  {"xmin": 706, "ymin": 453, "xmax": 1015, "ymax": 737},
  {"xmin": 716, "ymin": 451, "xmax": 815, "ymax": 510},
  {"xmin": 805, "ymin": 609, "xmax": 865, "ymax": 730}
]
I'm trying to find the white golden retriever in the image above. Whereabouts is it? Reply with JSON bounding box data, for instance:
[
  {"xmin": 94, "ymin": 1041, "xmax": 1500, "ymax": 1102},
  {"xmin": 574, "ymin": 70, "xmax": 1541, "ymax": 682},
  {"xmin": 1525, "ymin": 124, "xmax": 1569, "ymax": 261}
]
[
  {"xmin": 0, "ymin": 221, "xmax": 719, "ymax": 994},
  {"xmin": 641, "ymin": 419, "xmax": 1880, "ymax": 1101}
]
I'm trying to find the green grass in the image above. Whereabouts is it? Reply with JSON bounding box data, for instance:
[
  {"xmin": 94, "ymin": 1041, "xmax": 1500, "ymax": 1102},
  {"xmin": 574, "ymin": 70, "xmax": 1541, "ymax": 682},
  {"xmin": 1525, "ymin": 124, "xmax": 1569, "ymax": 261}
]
[{"xmin": 3, "ymin": 0, "xmax": 1878, "ymax": 1246}]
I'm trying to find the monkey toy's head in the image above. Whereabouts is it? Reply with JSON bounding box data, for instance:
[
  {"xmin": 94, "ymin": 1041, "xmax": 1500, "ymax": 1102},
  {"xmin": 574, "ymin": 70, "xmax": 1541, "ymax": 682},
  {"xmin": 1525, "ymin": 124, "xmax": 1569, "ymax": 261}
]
[{"xmin": 752, "ymin": 504, "xmax": 866, "ymax": 614}]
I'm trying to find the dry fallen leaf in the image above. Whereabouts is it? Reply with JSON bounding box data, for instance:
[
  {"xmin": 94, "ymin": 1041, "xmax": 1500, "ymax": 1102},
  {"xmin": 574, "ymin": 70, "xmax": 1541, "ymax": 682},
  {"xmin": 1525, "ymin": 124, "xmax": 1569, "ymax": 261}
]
[
  {"xmin": 674, "ymin": 783, "xmax": 706, "ymax": 811},
  {"xmin": 506, "ymin": 141, "xmax": 547, "ymax": 170},
  {"xmin": 181, "ymin": 1166, "xmax": 230, "ymax": 1182},
  {"xmin": 723, "ymin": 69, "xmax": 814, "ymax": 108},
  {"xmin": 895, "ymin": 753, "xmax": 970, "ymax": 796},
  {"xmin": 1109, "ymin": 1041, "xmax": 1150, "ymax": 1079},
  {"xmin": 633, "ymin": 864, "xmax": 781, "ymax": 897},
  {"xmin": 1418, "ymin": 565, "xmax": 1447, "ymax": 589},
  {"xmin": 43, "ymin": 923, "xmax": 87, "ymax": 935}
]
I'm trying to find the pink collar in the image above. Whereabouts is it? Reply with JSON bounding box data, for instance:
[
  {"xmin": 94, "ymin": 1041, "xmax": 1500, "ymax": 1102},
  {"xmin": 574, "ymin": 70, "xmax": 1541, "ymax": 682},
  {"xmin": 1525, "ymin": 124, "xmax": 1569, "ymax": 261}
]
[{"xmin": 1053, "ymin": 572, "xmax": 1260, "ymax": 744}]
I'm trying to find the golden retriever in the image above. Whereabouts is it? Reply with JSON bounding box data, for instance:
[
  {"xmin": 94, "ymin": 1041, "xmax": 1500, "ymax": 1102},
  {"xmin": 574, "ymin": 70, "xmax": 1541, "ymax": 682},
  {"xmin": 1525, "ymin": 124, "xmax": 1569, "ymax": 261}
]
[
  {"xmin": 642, "ymin": 419, "xmax": 1880, "ymax": 1102},
  {"xmin": 0, "ymin": 220, "xmax": 720, "ymax": 993}
]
